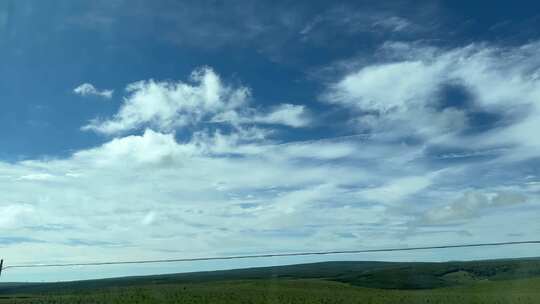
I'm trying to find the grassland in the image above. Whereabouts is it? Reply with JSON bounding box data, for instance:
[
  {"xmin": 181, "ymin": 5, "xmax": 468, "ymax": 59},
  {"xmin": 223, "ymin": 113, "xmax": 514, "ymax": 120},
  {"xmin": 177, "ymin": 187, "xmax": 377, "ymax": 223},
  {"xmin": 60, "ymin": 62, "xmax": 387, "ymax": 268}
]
[
  {"xmin": 1, "ymin": 258, "xmax": 539, "ymax": 303},
  {"xmin": 2, "ymin": 277, "xmax": 540, "ymax": 304}
]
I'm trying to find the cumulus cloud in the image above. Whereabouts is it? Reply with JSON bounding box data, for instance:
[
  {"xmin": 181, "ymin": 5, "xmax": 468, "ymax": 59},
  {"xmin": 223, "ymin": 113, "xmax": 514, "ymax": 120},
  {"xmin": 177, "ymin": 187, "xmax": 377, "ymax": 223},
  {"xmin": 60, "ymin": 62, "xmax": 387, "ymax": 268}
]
[
  {"xmin": 83, "ymin": 67, "xmax": 309, "ymax": 135},
  {"xmin": 73, "ymin": 83, "xmax": 114, "ymax": 99},
  {"xmin": 73, "ymin": 129, "xmax": 197, "ymax": 165}
]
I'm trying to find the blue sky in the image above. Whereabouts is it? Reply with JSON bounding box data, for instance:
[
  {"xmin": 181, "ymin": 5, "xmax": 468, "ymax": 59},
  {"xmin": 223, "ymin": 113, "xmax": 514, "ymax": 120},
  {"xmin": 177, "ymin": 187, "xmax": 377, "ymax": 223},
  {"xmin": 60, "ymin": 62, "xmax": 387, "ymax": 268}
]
[{"xmin": 1, "ymin": 0, "xmax": 540, "ymax": 282}]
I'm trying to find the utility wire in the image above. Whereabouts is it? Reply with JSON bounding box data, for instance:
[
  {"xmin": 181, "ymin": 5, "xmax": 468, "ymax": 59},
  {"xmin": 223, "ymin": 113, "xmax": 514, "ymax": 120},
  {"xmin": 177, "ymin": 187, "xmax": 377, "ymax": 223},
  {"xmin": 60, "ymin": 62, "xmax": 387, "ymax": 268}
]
[{"xmin": 2, "ymin": 240, "xmax": 540, "ymax": 272}]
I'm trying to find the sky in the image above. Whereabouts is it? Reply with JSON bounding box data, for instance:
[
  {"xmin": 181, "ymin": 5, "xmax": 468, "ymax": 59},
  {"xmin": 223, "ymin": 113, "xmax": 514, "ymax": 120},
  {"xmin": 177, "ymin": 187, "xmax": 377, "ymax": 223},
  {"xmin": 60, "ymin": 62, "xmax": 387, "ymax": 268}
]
[{"xmin": 1, "ymin": 0, "xmax": 540, "ymax": 282}]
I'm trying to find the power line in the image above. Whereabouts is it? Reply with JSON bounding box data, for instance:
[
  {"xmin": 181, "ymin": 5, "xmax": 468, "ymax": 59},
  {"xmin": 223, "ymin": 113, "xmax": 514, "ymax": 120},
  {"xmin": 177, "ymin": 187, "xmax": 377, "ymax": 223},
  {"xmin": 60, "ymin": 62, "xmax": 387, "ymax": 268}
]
[{"xmin": 2, "ymin": 240, "xmax": 539, "ymax": 273}]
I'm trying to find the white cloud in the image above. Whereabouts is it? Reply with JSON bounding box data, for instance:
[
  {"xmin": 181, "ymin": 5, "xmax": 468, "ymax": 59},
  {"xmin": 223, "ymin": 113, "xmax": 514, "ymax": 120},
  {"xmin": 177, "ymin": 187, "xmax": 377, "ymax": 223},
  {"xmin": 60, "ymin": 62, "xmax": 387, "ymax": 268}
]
[
  {"xmin": 324, "ymin": 42, "xmax": 540, "ymax": 160},
  {"xmin": 311, "ymin": 42, "xmax": 540, "ymax": 244},
  {"xmin": 16, "ymin": 173, "xmax": 56, "ymax": 182},
  {"xmin": 276, "ymin": 140, "xmax": 357, "ymax": 160},
  {"xmin": 324, "ymin": 56, "xmax": 468, "ymax": 140},
  {"xmin": 83, "ymin": 67, "xmax": 308, "ymax": 135},
  {"xmin": 251, "ymin": 104, "xmax": 310, "ymax": 127},
  {"xmin": 0, "ymin": 204, "xmax": 35, "ymax": 229},
  {"xmin": 83, "ymin": 67, "xmax": 246, "ymax": 134},
  {"xmin": 360, "ymin": 175, "xmax": 434, "ymax": 204},
  {"xmin": 74, "ymin": 83, "xmax": 114, "ymax": 99},
  {"xmin": 327, "ymin": 61, "xmax": 441, "ymax": 112},
  {"xmin": 1, "ymin": 126, "xmax": 537, "ymax": 281},
  {"xmin": 72, "ymin": 129, "xmax": 198, "ymax": 166},
  {"xmin": 0, "ymin": 129, "xmax": 386, "ymax": 273}
]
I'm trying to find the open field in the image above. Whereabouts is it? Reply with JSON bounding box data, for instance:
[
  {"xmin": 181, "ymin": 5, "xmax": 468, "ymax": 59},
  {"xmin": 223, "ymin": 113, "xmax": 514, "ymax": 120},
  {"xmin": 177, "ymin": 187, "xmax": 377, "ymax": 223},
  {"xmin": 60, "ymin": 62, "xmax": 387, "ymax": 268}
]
[
  {"xmin": 1, "ymin": 258, "xmax": 540, "ymax": 303},
  {"xmin": 1, "ymin": 278, "xmax": 540, "ymax": 304}
]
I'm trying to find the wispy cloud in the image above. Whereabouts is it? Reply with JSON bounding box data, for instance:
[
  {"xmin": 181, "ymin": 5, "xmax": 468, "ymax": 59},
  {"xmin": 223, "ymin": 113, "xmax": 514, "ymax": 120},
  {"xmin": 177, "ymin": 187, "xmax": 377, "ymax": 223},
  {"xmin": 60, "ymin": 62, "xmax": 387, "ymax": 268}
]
[
  {"xmin": 420, "ymin": 190, "xmax": 528, "ymax": 225},
  {"xmin": 372, "ymin": 16, "xmax": 412, "ymax": 32},
  {"xmin": 0, "ymin": 237, "xmax": 46, "ymax": 245},
  {"xmin": 323, "ymin": 41, "xmax": 540, "ymax": 161}
]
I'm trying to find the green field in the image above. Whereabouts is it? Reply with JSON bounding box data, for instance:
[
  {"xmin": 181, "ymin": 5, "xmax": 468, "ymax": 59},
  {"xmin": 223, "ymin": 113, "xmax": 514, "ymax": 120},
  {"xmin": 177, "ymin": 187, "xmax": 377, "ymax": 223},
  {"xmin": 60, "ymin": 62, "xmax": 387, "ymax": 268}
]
[
  {"xmin": 1, "ymin": 278, "xmax": 540, "ymax": 304},
  {"xmin": 1, "ymin": 258, "xmax": 540, "ymax": 303}
]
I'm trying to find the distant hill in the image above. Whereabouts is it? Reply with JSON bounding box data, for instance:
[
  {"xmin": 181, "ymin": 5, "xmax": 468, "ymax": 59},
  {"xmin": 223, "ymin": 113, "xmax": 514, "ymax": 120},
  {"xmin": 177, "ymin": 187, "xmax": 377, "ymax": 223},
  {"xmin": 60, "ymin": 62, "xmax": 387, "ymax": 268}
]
[{"xmin": 1, "ymin": 257, "xmax": 540, "ymax": 295}]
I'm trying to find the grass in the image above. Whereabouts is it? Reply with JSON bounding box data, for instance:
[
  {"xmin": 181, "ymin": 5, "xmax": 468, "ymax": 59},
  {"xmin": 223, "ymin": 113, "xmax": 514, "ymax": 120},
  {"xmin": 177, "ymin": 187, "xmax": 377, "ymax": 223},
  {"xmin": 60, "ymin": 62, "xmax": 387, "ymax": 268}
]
[
  {"xmin": 1, "ymin": 277, "xmax": 540, "ymax": 304},
  {"xmin": 1, "ymin": 258, "xmax": 540, "ymax": 303}
]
